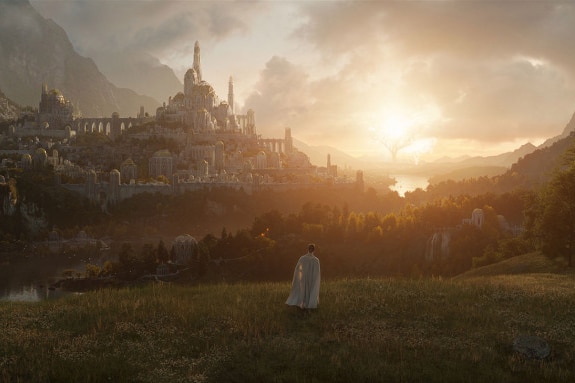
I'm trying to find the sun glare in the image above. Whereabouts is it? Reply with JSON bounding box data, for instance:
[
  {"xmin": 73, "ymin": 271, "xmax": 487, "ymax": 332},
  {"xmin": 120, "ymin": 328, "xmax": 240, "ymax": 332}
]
[
  {"xmin": 369, "ymin": 103, "xmax": 442, "ymax": 161},
  {"xmin": 381, "ymin": 113, "xmax": 413, "ymax": 140}
]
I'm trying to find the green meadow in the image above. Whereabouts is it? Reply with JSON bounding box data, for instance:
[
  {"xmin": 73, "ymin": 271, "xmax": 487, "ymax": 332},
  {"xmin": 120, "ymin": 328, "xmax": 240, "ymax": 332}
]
[{"xmin": 2, "ymin": 254, "xmax": 575, "ymax": 383}]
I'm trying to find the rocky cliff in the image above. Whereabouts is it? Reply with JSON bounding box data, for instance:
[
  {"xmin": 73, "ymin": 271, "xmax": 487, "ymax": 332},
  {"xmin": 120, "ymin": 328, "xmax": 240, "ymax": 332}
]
[
  {"xmin": 0, "ymin": 89, "xmax": 22, "ymax": 121},
  {"xmin": 0, "ymin": 0, "xmax": 159, "ymax": 117}
]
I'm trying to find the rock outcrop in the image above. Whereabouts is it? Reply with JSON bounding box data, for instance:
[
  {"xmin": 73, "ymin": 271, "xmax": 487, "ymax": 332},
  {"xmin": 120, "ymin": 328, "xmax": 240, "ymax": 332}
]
[
  {"xmin": 0, "ymin": 89, "xmax": 22, "ymax": 121},
  {"xmin": 0, "ymin": 0, "xmax": 159, "ymax": 117},
  {"xmin": 513, "ymin": 335, "xmax": 551, "ymax": 360}
]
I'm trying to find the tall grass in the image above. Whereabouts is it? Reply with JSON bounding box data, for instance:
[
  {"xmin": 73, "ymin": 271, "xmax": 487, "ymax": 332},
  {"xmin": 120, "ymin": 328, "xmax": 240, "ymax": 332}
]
[{"xmin": 1, "ymin": 274, "xmax": 575, "ymax": 382}]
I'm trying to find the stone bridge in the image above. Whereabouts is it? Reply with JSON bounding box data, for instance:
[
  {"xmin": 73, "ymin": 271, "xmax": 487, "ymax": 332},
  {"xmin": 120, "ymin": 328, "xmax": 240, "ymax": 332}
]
[
  {"xmin": 73, "ymin": 113, "xmax": 139, "ymax": 139},
  {"xmin": 258, "ymin": 138, "xmax": 287, "ymax": 153}
]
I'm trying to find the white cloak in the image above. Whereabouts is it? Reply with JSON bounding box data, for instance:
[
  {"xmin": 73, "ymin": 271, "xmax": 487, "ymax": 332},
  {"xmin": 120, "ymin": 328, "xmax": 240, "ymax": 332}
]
[{"xmin": 285, "ymin": 253, "xmax": 321, "ymax": 309}]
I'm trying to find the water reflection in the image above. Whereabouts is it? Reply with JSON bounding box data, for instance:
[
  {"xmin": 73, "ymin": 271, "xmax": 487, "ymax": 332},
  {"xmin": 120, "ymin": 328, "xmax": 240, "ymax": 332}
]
[
  {"xmin": 0, "ymin": 252, "xmax": 109, "ymax": 302},
  {"xmin": 389, "ymin": 174, "xmax": 429, "ymax": 196},
  {"xmin": 1, "ymin": 284, "xmax": 72, "ymax": 302}
]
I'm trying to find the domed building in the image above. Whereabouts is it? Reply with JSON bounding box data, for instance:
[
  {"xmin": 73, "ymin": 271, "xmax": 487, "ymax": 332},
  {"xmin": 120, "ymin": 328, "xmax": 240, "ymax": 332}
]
[
  {"xmin": 472, "ymin": 208, "xmax": 484, "ymax": 228},
  {"xmin": 155, "ymin": 41, "xmax": 255, "ymax": 135},
  {"xmin": 38, "ymin": 84, "xmax": 78, "ymax": 129},
  {"xmin": 33, "ymin": 148, "xmax": 48, "ymax": 169},
  {"xmin": 21, "ymin": 154, "xmax": 32, "ymax": 169}
]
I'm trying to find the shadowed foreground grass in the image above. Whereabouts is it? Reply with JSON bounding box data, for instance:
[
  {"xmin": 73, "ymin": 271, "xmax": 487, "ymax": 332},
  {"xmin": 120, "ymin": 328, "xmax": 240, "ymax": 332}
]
[{"xmin": 1, "ymin": 273, "xmax": 575, "ymax": 382}]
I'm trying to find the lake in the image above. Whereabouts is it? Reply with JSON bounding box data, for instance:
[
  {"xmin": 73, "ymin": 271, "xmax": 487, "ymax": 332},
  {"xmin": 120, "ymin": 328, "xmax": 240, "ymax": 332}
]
[
  {"xmin": 388, "ymin": 174, "xmax": 429, "ymax": 196},
  {"xmin": 0, "ymin": 176, "xmax": 429, "ymax": 302},
  {"xmin": 0, "ymin": 252, "xmax": 109, "ymax": 302}
]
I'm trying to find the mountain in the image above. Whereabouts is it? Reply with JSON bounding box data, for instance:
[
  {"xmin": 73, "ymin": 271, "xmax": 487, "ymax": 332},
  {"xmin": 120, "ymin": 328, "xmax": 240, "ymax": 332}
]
[
  {"xmin": 0, "ymin": 0, "xmax": 159, "ymax": 117},
  {"xmin": 92, "ymin": 50, "xmax": 182, "ymax": 104},
  {"xmin": 507, "ymin": 133, "xmax": 575, "ymax": 187},
  {"xmin": 539, "ymin": 111, "xmax": 575, "ymax": 148},
  {"xmin": 0, "ymin": 89, "xmax": 22, "ymax": 121},
  {"xmin": 292, "ymin": 138, "xmax": 367, "ymax": 169},
  {"xmin": 459, "ymin": 142, "xmax": 537, "ymax": 167}
]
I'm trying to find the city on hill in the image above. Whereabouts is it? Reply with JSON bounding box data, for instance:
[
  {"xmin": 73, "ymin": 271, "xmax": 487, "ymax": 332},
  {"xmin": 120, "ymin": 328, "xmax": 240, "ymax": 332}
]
[
  {"xmin": 2, "ymin": 2, "xmax": 575, "ymax": 381},
  {"xmin": 1, "ymin": 0, "xmax": 575, "ymax": 288}
]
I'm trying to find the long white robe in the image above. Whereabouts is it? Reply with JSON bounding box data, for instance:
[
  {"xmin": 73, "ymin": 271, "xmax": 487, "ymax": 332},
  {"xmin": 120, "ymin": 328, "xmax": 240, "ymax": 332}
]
[{"xmin": 285, "ymin": 253, "xmax": 321, "ymax": 309}]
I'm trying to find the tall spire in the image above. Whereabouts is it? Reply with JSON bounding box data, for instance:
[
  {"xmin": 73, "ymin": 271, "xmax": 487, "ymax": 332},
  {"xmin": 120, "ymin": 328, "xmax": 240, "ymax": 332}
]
[
  {"xmin": 228, "ymin": 76, "xmax": 234, "ymax": 114},
  {"xmin": 193, "ymin": 41, "xmax": 202, "ymax": 82}
]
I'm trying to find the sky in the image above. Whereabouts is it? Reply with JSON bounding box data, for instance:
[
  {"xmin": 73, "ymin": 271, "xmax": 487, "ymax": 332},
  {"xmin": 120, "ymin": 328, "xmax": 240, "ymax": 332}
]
[{"xmin": 30, "ymin": 0, "xmax": 575, "ymax": 162}]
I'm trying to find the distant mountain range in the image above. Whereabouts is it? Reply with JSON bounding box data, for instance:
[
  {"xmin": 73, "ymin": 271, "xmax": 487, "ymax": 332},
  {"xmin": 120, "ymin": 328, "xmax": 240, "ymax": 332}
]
[
  {"xmin": 458, "ymin": 142, "xmax": 538, "ymax": 167},
  {"xmin": 0, "ymin": 0, "xmax": 159, "ymax": 118},
  {"xmin": 294, "ymin": 139, "xmax": 540, "ymax": 173},
  {"xmin": 296, "ymin": 111, "xmax": 575, "ymax": 182}
]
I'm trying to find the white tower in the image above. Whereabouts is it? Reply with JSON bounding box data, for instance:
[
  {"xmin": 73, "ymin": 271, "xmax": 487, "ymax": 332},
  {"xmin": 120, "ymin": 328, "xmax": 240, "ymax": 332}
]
[
  {"xmin": 228, "ymin": 76, "xmax": 234, "ymax": 114},
  {"xmin": 193, "ymin": 41, "xmax": 202, "ymax": 82}
]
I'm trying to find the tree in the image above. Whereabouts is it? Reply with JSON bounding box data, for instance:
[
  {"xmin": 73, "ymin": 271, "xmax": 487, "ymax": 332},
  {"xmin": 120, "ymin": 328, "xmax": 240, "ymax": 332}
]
[
  {"xmin": 118, "ymin": 243, "xmax": 135, "ymax": 267},
  {"xmin": 250, "ymin": 209, "xmax": 284, "ymax": 239},
  {"xmin": 140, "ymin": 243, "xmax": 157, "ymax": 269},
  {"xmin": 531, "ymin": 145, "xmax": 575, "ymax": 267},
  {"xmin": 85, "ymin": 263, "xmax": 102, "ymax": 278}
]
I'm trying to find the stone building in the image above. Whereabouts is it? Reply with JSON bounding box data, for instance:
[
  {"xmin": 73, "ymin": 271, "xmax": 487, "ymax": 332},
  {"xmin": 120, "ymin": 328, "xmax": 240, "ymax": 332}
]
[
  {"xmin": 149, "ymin": 150, "xmax": 173, "ymax": 179},
  {"xmin": 120, "ymin": 158, "xmax": 138, "ymax": 183},
  {"xmin": 155, "ymin": 41, "xmax": 256, "ymax": 135},
  {"xmin": 38, "ymin": 84, "xmax": 78, "ymax": 129}
]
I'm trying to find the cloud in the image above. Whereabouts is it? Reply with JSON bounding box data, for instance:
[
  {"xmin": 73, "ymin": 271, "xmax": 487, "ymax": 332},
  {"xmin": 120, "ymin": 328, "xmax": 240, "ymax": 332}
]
[
  {"xmin": 244, "ymin": 53, "xmax": 387, "ymax": 154},
  {"xmin": 401, "ymin": 55, "xmax": 575, "ymax": 142},
  {"xmin": 29, "ymin": 0, "xmax": 575, "ymax": 160},
  {"xmin": 295, "ymin": 2, "xmax": 575, "ymax": 64},
  {"xmin": 287, "ymin": 1, "xmax": 575, "ymax": 155},
  {"xmin": 243, "ymin": 56, "xmax": 313, "ymax": 137},
  {"xmin": 30, "ymin": 0, "xmax": 262, "ymax": 57}
]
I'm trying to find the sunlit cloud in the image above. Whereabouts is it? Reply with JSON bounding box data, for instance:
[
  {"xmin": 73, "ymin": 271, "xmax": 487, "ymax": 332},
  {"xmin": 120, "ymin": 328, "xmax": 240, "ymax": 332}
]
[
  {"xmin": 29, "ymin": 0, "xmax": 575, "ymax": 162},
  {"xmin": 368, "ymin": 102, "xmax": 443, "ymax": 162}
]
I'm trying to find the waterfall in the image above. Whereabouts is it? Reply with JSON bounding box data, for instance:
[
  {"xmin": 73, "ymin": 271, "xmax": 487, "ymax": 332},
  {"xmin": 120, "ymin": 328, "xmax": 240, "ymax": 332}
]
[{"xmin": 425, "ymin": 230, "xmax": 451, "ymax": 261}]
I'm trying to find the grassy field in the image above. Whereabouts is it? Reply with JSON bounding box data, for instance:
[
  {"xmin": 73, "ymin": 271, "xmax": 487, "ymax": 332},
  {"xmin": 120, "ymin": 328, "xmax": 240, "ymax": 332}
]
[{"xmin": 1, "ymin": 254, "xmax": 575, "ymax": 382}]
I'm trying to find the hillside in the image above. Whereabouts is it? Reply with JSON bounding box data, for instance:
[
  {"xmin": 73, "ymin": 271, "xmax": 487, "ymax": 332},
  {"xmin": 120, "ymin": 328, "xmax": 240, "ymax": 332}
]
[
  {"xmin": 0, "ymin": 88, "xmax": 22, "ymax": 121},
  {"xmin": 459, "ymin": 114, "xmax": 575, "ymax": 190},
  {"xmin": 429, "ymin": 165, "xmax": 508, "ymax": 185},
  {"xmin": 1, "ymin": 272, "xmax": 574, "ymax": 382},
  {"xmin": 453, "ymin": 252, "xmax": 572, "ymax": 280},
  {"xmin": 504, "ymin": 133, "xmax": 575, "ymax": 188},
  {"xmin": 425, "ymin": 131, "xmax": 575, "ymax": 197},
  {"xmin": 0, "ymin": 0, "xmax": 159, "ymax": 117}
]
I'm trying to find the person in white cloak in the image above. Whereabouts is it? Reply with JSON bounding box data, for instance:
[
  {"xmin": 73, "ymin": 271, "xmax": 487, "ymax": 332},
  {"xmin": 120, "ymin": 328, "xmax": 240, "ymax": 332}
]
[{"xmin": 286, "ymin": 244, "xmax": 321, "ymax": 310}]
